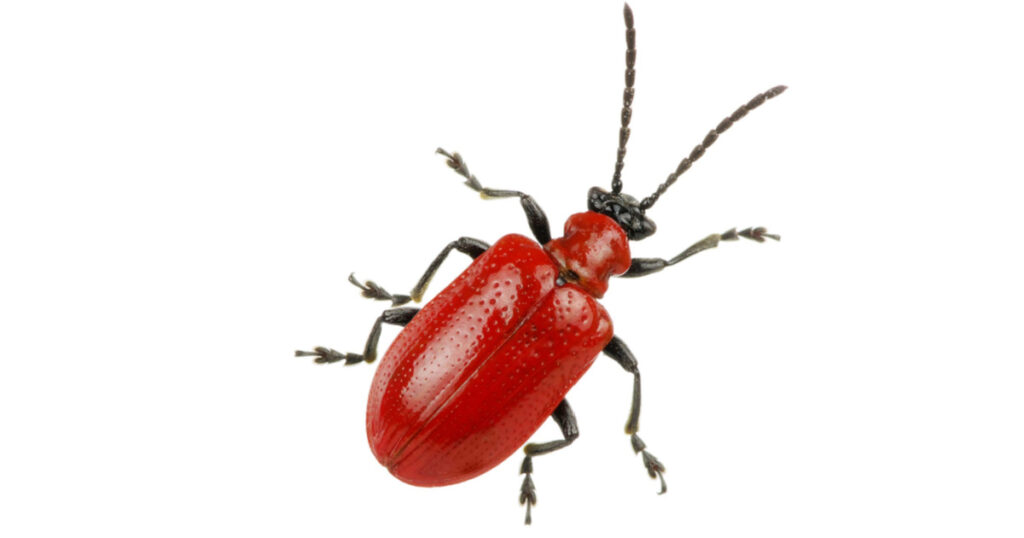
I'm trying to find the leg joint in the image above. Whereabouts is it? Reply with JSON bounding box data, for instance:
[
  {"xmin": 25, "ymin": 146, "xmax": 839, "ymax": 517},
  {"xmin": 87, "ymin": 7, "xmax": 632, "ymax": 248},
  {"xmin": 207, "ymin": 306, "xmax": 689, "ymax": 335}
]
[
  {"xmin": 381, "ymin": 307, "xmax": 419, "ymax": 325},
  {"xmin": 453, "ymin": 236, "xmax": 489, "ymax": 258},
  {"xmin": 603, "ymin": 336, "xmax": 639, "ymax": 373}
]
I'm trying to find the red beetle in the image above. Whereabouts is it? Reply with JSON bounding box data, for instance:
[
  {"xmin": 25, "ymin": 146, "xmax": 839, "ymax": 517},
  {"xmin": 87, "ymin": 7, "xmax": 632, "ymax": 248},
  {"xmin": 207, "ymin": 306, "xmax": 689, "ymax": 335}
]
[{"xmin": 297, "ymin": 3, "xmax": 785, "ymax": 524}]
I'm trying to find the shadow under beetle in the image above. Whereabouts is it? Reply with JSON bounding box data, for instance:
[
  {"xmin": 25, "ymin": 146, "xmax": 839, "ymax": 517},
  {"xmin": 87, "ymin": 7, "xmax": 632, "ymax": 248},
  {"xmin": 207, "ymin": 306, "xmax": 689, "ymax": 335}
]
[{"xmin": 297, "ymin": 3, "xmax": 786, "ymax": 525}]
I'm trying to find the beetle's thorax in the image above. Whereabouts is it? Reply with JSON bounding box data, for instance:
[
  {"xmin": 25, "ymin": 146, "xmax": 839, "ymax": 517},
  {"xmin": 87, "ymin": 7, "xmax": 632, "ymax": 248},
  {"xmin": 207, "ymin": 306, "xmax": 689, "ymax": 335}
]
[{"xmin": 544, "ymin": 212, "xmax": 631, "ymax": 298}]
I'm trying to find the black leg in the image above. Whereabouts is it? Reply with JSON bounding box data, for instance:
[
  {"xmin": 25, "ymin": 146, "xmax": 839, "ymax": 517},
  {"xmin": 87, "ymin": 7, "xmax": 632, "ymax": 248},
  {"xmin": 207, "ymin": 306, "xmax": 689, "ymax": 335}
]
[
  {"xmin": 603, "ymin": 336, "xmax": 667, "ymax": 494},
  {"xmin": 435, "ymin": 148, "xmax": 552, "ymax": 245},
  {"xmin": 347, "ymin": 273, "xmax": 412, "ymax": 306},
  {"xmin": 295, "ymin": 306, "xmax": 419, "ymax": 365},
  {"xmin": 519, "ymin": 399, "xmax": 578, "ymax": 525},
  {"xmin": 347, "ymin": 237, "xmax": 488, "ymax": 305},
  {"xmin": 622, "ymin": 226, "xmax": 780, "ymax": 278},
  {"xmin": 409, "ymin": 236, "xmax": 489, "ymax": 302},
  {"xmin": 299, "ymin": 236, "xmax": 487, "ymax": 365}
]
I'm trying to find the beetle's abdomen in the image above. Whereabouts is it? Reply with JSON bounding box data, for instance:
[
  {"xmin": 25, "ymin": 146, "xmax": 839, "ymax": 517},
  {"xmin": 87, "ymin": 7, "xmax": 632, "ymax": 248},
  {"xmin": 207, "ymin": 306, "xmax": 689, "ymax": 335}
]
[{"xmin": 366, "ymin": 234, "xmax": 613, "ymax": 486}]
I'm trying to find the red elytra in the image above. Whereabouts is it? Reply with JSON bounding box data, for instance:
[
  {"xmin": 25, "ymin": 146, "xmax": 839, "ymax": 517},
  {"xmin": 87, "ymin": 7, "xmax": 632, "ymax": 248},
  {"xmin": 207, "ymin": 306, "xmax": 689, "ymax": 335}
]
[
  {"xmin": 296, "ymin": 3, "xmax": 786, "ymax": 525},
  {"xmin": 367, "ymin": 213, "xmax": 629, "ymax": 486}
]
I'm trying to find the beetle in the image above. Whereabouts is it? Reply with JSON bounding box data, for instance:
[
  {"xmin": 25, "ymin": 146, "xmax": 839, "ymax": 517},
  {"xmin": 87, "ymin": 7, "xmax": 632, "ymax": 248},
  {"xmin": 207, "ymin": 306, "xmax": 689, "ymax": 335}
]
[{"xmin": 297, "ymin": 3, "xmax": 786, "ymax": 525}]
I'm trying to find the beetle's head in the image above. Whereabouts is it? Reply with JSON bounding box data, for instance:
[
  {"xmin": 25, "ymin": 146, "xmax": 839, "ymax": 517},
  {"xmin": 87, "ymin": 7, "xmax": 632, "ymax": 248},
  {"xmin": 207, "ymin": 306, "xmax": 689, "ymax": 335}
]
[{"xmin": 587, "ymin": 187, "xmax": 656, "ymax": 241}]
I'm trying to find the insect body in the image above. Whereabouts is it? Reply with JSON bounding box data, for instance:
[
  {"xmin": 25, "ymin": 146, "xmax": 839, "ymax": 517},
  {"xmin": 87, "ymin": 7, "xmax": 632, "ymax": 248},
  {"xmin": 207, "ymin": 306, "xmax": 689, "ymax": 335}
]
[
  {"xmin": 297, "ymin": 3, "xmax": 786, "ymax": 525},
  {"xmin": 367, "ymin": 226, "xmax": 622, "ymax": 487}
]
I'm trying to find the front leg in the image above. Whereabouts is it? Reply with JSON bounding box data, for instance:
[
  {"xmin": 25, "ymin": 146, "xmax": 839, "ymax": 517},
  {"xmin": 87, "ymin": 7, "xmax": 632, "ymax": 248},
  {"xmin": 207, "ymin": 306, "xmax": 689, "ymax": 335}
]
[
  {"xmin": 436, "ymin": 148, "xmax": 552, "ymax": 244},
  {"xmin": 622, "ymin": 226, "xmax": 779, "ymax": 278}
]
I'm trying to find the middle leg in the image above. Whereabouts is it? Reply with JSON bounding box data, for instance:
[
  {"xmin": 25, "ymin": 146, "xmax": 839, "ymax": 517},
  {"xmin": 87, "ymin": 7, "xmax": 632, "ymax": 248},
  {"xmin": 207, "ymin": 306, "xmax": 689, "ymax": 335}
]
[
  {"xmin": 297, "ymin": 236, "xmax": 489, "ymax": 364},
  {"xmin": 295, "ymin": 306, "xmax": 419, "ymax": 365},
  {"xmin": 348, "ymin": 236, "xmax": 490, "ymax": 305}
]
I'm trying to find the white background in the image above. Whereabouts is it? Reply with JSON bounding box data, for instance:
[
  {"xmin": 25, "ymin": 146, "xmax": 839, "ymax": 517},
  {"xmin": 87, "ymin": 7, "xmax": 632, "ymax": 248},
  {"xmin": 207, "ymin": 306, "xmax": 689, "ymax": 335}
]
[{"xmin": 2, "ymin": 1, "xmax": 1022, "ymax": 536}]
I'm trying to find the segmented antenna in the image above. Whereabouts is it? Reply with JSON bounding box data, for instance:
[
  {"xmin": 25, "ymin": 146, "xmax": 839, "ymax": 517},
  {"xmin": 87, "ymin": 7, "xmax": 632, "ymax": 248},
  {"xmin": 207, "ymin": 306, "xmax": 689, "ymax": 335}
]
[
  {"xmin": 610, "ymin": 3, "xmax": 636, "ymax": 195},
  {"xmin": 640, "ymin": 85, "xmax": 788, "ymax": 211}
]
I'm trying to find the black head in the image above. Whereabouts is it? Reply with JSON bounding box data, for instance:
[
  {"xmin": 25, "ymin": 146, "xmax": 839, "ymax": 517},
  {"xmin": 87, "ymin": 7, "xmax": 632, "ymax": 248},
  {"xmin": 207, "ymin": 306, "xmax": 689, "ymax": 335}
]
[{"xmin": 588, "ymin": 187, "xmax": 656, "ymax": 241}]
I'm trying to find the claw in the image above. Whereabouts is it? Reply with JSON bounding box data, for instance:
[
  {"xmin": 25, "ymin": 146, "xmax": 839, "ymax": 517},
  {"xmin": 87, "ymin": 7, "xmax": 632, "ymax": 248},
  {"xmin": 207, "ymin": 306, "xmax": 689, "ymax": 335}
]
[
  {"xmin": 642, "ymin": 450, "xmax": 668, "ymax": 494},
  {"xmin": 738, "ymin": 226, "xmax": 780, "ymax": 242},
  {"xmin": 348, "ymin": 274, "xmax": 411, "ymax": 306},
  {"xmin": 436, "ymin": 147, "xmax": 484, "ymax": 192},
  {"xmin": 519, "ymin": 456, "xmax": 536, "ymax": 525},
  {"xmin": 295, "ymin": 347, "xmax": 363, "ymax": 365},
  {"xmin": 631, "ymin": 434, "xmax": 668, "ymax": 494}
]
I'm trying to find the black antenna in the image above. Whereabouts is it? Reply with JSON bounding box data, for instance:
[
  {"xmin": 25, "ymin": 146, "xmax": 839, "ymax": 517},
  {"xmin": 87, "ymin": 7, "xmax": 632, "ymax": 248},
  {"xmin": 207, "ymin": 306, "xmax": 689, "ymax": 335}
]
[
  {"xmin": 640, "ymin": 85, "xmax": 787, "ymax": 211},
  {"xmin": 610, "ymin": 3, "xmax": 636, "ymax": 195}
]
